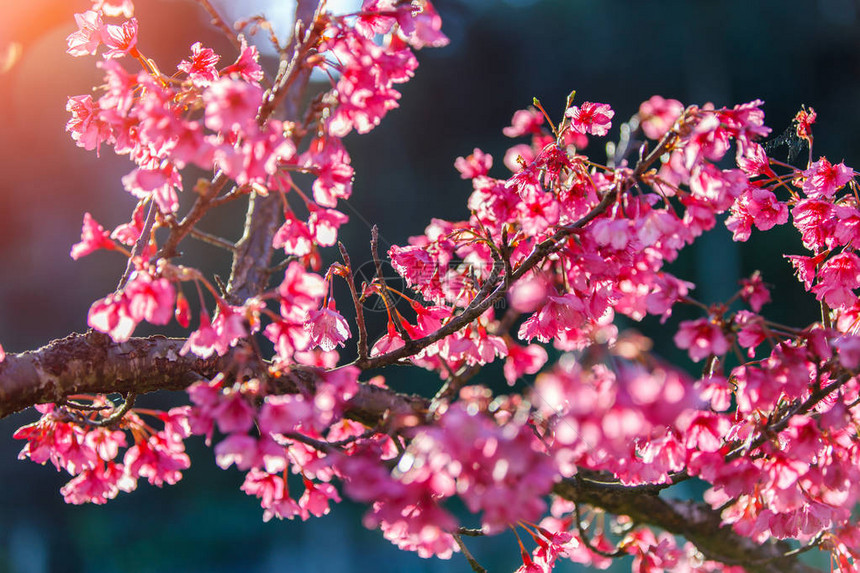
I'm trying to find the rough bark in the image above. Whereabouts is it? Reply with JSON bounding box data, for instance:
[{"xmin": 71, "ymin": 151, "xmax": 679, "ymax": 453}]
[
  {"xmin": 0, "ymin": 331, "xmax": 426, "ymax": 425},
  {"xmin": 554, "ymin": 478, "xmax": 821, "ymax": 573},
  {"xmin": 0, "ymin": 332, "xmax": 820, "ymax": 572},
  {"xmin": 225, "ymin": 0, "xmax": 321, "ymax": 304}
]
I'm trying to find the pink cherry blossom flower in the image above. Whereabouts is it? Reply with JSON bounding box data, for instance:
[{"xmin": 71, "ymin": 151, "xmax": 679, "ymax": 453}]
[
  {"xmin": 508, "ymin": 273, "xmax": 551, "ymax": 313},
  {"xmin": 834, "ymin": 335, "xmax": 860, "ymax": 370},
  {"xmin": 307, "ymin": 207, "xmax": 348, "ymax": 247},
  {"xmin": 644, "ymin": 272, "xmax": 694, "ymax": 320},
  {"xmin": 503, "ymin": 108, "xmax": 544, "ymax": 138},
  {"xmin": 802, "ymin": 157, "xmax": 854, "ymax": 199},
  {"xmin": 214, "ymin": 433, "xmax": 259, "ymax": 470},
  {"xmin": 518, "ymin": 187, "xmax": 560, "ymax": 235},
  {"xmin": 735, "ymin": 310, "xmax": 767, "ymax": 356},
  {"xmin": 278, "ymin": 262, "xmax": 326, "ymax": 320},
  {"xmin": 785, "ymin": 253, "xmax": 820, "ymax": 290},
  {"xmin": 219, "ymin": 37, "xmax": 264, "ymax": 82},
  {"xmin": 795, "ymin": 107, "xmax": 816, "ymax": 141},
  {"xmin": 388, "ymin": 245, "xmax": 438, "ymax": 291},
  {"xmin": 682, "ymin": 411, "xmax": 730, "ymax": 452},
  {"xmin": 565, "ymin": 101, "xmax": 614, "ymax": 136},
  {"xmin": 67, "ymin": 11, "xmax": 104, "ymax": 57},
  {"xmin": 258, "ymin": 395, "xmax": 313, "ymax": 435},
  {"xmin": 503, "ymin": 342, "xmax": 548, "ymax": 385},
  {"xmin": 101, "ymin": 19, "xmax": 139, "ymax": 59},
  {"xmin": 684, "ymin": 114, "xmax": 731, "ymax": 168},
  {"xmin": 178, "ymin": 42, "xmax": 220, "ymax": 85},
  {"xmin": 125, "ymin": 272, "xmax": 175, "ymax": 325},
  {"xmin": 726, "ymin": 187, "xmax": 788, "ymax": 241},
  {"xmin": 518, "ymin": 293, "xmax": 587, "ymax": 343},
  {"xmin": 639, "ymin": 95, "xmax": 683, "ymax": 140},
  {"xmin": 66, "ymin": 95, "xmax": 112, "ymax": 152},
  {"xmin": 298, "ymin": 479, "xmax": 341, "ymax": 518},
  {"xmin": 60, "ymin": 462, "xmax": 134, "ymax": 505},
  {"xmin": 736, "ymin": 140, "xmax": 775, "ymax": 177},
  {"xmin": 689, "ymin": 164, "xmax": 747, "ymax": 211},
  {"xmin": 674, "ymin": 318, "xmax": 730, "ymax": 362},
  {"xmin": 834, "ymin": 204, "xmax": 860, "ymax": 247},
  {"xmin": 218, "ymin": 119, "xmax": 296, "ymax": 186},
  {"xmin": 504, "ymin": 143, "xmax": 536, "ymax": 172},
  {"xmin": 71, "ymin": 212, "xmax": 116, "ymax": 259},
  {"xmin": 355, "ymin": 0, "xmax": 401, "ymax": 37},
  {"xmin": 371, "ymin": 323, "xmax": 406, "ymax": 357},
  {"xmin": 404, "ymin": 1, "xmax": 449, "ymax": 50},
  {"xmin": 718, "ymin": 99, "xmax": 771, "ymax": 141},
  {"xmin": 301, "ymin": 137, "xmax": 354, "ymax": 207},
  {"xmin": 811, "ymin": 252, "xmax": 860, "ymax": 309},
  {"xmin": 124, "ymin": 433, "xmax": 190, "ymax": 486},
  {"xmin": 272, "ymin": 214, "xmax": 314, "ymax": 257},
  {"xmin": 88, "ymin": 292, "xmax": 137, "ymax": 342},
  {"xmin": 181, "ymin": 313, "xmax": 219, "ymax": 358},
  {"xmin": 213, "ymin": 393, "xmax": 256, "ymax": 435},
  {"xmin": 792, "ymin": 199, "xmax": 837, "ymax": 251},
  {"xmin": 695, "ymin": 375, "xmax": 733, "ymax": 411},
  {"xmin": 740, "ymin": 272, "xmax": 771, "ymax": 312},
  {"xmin": 305, "ymin": 301, "xmax": 351, "ymax": 352},
  {"xmin": 241, "ymin": 469, "xmax": 302, "ymax": 522},
  {"xmin": 121, "ymin": 162, "xmax": 182, "ymax": 213},
  {"xmin": 454, "ymin": 148, "xmax": 493, "ymax": 179},
  {"xmin": 203, "ymin": 78, "xmax": 263, "ymax": 134}
]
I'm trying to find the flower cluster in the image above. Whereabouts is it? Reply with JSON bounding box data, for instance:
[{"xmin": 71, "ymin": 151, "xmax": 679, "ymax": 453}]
[
  {"xmin": 15, "ymin": 0, "xmax": 860, "ymax": 572},
  {"xmin": 187, "ymin": 368, "xmax": 364, "ymax": 522},
  {"xmin": 14, "ymin": 402, "xmax": 190, "ymax": 504}
]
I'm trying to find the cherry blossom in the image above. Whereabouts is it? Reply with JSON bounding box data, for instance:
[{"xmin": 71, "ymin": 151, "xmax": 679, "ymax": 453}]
[
  {"xmin": 305, "ymin": 301, "xmax": 351, "ymax": 352},
  {"xmin": 673, "ymin": 318, "xmax": 730, "ymax": 362},
  {"xmin": 20, "ymin": 3, "xmax": 860, "ymax": 572},
  {"xmin": 70, "ymin": 212, "xmax": 116, "ymax": 259},
  {"xmin": 802, "ymin": 157, "xmax": 854, "ymax": 199},
  {"xmin": 564, "ymin": 101, "xmax": 614, "ymax": 136}
]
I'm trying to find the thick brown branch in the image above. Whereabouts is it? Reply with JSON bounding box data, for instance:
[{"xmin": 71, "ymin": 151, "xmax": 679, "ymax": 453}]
[
  {"xmin": 226, "ymin": 0, "xmax": 322, "ymax": 303},
  {"xmin": 226, "ymin": 190, "xmax": 283, "ymax": 303},
  {"xmin": 0, "ymin": 331, "xmax": 821, "ymax": 571},
  {"xmin": 553, "ymin": 478, "xmax": 819, "ymax": 573},
  {"xmin": 0, "ymin": 332, "xmax": 226, "ymax": 418},
  {"xmin": 0, "ymin": 332, "xmax": 426, "ymax": 426}
]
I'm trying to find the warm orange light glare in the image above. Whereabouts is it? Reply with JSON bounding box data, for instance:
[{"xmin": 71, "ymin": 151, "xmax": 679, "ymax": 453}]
[{"xmin": 0, "ymin": 42, "xmax": 23, "ymax": 73}]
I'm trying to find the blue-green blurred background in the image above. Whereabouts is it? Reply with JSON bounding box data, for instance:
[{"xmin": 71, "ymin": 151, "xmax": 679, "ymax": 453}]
[{"xmin": 1, "ymin": 0, "xmax": 858, "ymax": 570}]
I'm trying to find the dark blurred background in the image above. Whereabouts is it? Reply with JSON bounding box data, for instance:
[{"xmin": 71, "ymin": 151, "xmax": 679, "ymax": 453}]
[{"xmin": 1, "ymin": 0, "xmax": 859, "ymax": 571}]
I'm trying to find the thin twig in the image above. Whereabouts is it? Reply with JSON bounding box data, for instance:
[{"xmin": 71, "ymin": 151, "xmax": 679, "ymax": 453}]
[
  {"xmin": 117, "ymin": 201, "xmax": 156, "ymax": 290},
  {"xmin": 194, "ymin": 0, "xmax": 243, "ymax": 51},
  {"xmin": 339, "ymin": 242, "xmax": 368, "ymax": 363},
  {"xmin": 158, "ymin": 172, "xmax": 231, "ymax": 259},
  {"xmin": 572, "ymin": 502, "xmax": 628, "ymax": 559},
  {"xmin": 268, "ymin": 256, "xmax": 297, "ymax": 276},
  {"xmin": 73, "ymin": 392, "xmax": 137, "ymax": 429},
  {"xmin": 452, "ymin": 533, "xmax": 487, "ymax": 573},
  {"xmin": 455, "ymin": 527, "xmax": 485, "ymax": 537},
  {"xmin": 371, "ymin": 225, "xmax": 411, "ymax": 341},
  {"xmin": 207, "ymin": 187, "xmax": 248, "ymax": 209},
  {"xmin": 189, "ymin": 228, "xmax": 237, "ymax": 252}
]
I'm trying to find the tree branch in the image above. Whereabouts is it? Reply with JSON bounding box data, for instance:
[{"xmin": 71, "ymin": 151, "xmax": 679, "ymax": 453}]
[
  {"xmin": 226, "ymin": 0, "xmax": 323, "ymax": 303},
  {"xmin": 553, "ymin": 478, "xmax": 820, "ymax": 573},
  {"xmin": 0, "ymin": 332, "xmax": 426, "ymax": 425},
  {"xmin": 0, "ymin": 330, "xmax": 823, "ymax": 571}
]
